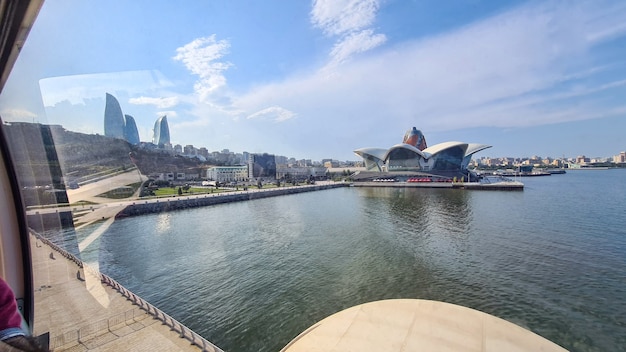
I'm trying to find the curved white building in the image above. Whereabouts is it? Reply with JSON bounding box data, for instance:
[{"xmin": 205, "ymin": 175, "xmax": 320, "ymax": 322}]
[{"xmin": 354, "ymin": 127, "xmax": 491, "ymax": 181}]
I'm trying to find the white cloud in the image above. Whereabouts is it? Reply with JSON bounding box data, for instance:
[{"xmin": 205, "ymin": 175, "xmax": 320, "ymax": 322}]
[
  {"xmin": 312, "ymin": 0, "xmax": 385, "ymax": 66},
  {"xmin": 0, "ymin": 108, "xmax": 38, "ymax": 122},
  {"xmin": 129, "ymin": 96, "xmax": 179, "ymax": 109},
  {"xmin": 39, "ymin": 70, "xmax": 172, "ymax": 107},
  {"xmin": 145, "ymin": 0, "xmax": 625, "ymax": 159},
  {"xmin": 173, "ymin": 35, "xmax": 232, "ymax": 102},
  {"xmin": 328, "ymin": 29, "xmax": 386, "ymax": 67},
  {"xmin": 157, "ymin": 111, "xmax": 178, "ymax": 119},
  {"xmin": 583, "ymin": 2, "xmax": 626, "ymax": 43},
  {"xmin": 237, "ymin": 0, "xmax": 626, "ymax": 136},
  {"xmin": 247, "ymin": 106, "xmax": 296, "ymax": 123},
  {"xmin": 311, "ymin": 0, "xmax": 380, "ymax": 36}
]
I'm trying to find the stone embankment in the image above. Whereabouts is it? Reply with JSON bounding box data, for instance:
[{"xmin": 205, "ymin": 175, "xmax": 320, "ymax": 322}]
[
  {"xmin": 117, "ymin": 183, "xmax": 348, "ymax": 218},
  {"xmin": 351, "ymin": 181, "xmax": 524, "ymax": 190}
]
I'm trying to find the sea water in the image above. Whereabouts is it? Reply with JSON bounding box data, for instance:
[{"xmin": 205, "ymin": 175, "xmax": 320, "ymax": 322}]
[{"xmin": 89, "ymin": 169, "xmax": 626, "ymax": 351}]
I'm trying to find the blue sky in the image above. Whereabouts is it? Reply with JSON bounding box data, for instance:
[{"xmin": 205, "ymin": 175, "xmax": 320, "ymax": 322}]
[{"xmin": 1, "ymin": 0, "xmax": 625, "ymax": 161}]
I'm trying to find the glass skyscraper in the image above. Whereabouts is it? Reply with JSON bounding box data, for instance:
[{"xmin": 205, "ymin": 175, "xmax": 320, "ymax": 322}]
[
  {"xmin": 248, "ymin": 153, "xmax": 277, "ymax": 179},
  {"xmin": 123, "ymin": 114, "xmax": 140, "ymax": 145},
  {"xmin": 103, "ymin": 93, "xmax": 141, "ymax": 145},
  {"xmin": 103, "ymin": 93, "xmax": 125, "ymax": 139},
  {"xmin": 152, "ymin": 115, "xmax": 170, "ymax": 147}
]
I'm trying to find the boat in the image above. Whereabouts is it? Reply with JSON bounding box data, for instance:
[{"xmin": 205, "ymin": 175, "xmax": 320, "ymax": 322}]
[{"xmin": 567, "ymin": 163, "xmax": 610, "ymax": 170}]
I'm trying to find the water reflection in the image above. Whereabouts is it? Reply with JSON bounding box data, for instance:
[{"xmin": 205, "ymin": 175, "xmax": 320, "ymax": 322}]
[
  {"xmin": 358, "ymin": 187, "xmax": 470, "ymax": 226},
  {"xmin": 83, "ymin": 176, "xmax": 626, "ymax": 352},
  {"xmin": 155, "ymin": 213, "xmax": 171, "ymax": 234},
  {"xmin": 357, "ymin": 187, "xmax": 472, "ymax": 253}
]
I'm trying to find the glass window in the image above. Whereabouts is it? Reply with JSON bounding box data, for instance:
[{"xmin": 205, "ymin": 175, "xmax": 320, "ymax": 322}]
[{"xmin": 1, "ymin": 1, "xmax": 625, "ymax": 352}]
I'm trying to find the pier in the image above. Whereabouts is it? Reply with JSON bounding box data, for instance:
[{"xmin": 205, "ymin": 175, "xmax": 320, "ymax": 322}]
[{"xmin": 351, "ymin": 181, "xmax": 524, "ymax": 190}]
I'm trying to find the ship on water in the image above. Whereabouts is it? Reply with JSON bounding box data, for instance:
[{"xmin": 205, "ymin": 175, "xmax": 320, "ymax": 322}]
[
  {"xmin": 567, "ymin": 162, "xmax": 610, "ymax": 170},
  {"xmin": 486, "ymin": 165, "xmax": 555, "ymax": 177}
]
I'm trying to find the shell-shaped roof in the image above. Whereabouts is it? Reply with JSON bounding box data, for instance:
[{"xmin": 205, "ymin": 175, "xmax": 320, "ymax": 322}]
[
  {"xmin": 355, "ymin": 140, "xmax": 491, "ymax": 164},
  {"xmin": 465, "ymin": 143, "xmax": 492, "ymax": 156},
  {"xmin": 422, "ymin": 141, "xmax": 467, "ymax": 157},
  {"xmin": 383, "ymin": 143, "xmax": 427, "ymax": 160},
  {"xmin": 354, "ymin": 147, "xmax": 388, "ymax": 162}
]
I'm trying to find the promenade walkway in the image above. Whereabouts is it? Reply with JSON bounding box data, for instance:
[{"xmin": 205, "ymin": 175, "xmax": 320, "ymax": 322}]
[{"xmin": 31, "ymin": 233, "xmax": 223, "ymax": 351}]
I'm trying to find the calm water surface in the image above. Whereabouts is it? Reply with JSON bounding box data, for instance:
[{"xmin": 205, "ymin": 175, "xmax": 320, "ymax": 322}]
[{"xmin": 82, "ymin": 170, "xmax": 625, "ymax": 352}]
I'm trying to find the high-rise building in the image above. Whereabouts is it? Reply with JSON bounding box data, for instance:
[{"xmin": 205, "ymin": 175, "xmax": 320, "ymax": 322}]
[
  {"xmin": 104, "ymin": 93, "xmax": 125, "ymax": 139},
  {"xmin": 248, "ymin": 153, "xmax": 277, "ymax": 179},
  {"xmin": 123, "ymin": 114, "xmax": 140, "ymax": 145},
  {"xmin": 103, "ymin": 93, "xmax": 142, "ymax": 144},
  {"xmin": 152, "ymin": 115, "xmax": 170, "ymax": 147},
  {"xmin": 184, "ymin": 144, "xmax": 196, "ymax": 155}
]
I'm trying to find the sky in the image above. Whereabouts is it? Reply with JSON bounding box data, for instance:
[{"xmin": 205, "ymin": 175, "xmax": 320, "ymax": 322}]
[{"xmin": 1, "ymin": 0, "xmax": 625, "ymax": 161}]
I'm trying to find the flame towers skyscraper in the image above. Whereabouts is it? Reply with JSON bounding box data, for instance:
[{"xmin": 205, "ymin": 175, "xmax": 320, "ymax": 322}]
[
  {"xmin": 124, "ymin": 114, "xmax": 140, "ymax": 145},
  {"xmin": 152, "ymin": 115, "xmax": 170, "ymax": 147},
  {"xmin": 103, "ymin": 93, "xmax": 171, "ymax": 147},
  {"xmin": 104, "ymin": 93, "xmax": 125, "ymax": 139},
  {"xmin": 103, "ymin": 93, "xmax": 141, "ymax": 145}
]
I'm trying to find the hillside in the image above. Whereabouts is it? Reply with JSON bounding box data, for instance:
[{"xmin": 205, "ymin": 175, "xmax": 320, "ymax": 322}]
[{"xmin": 2, "ymin": 122, "xmax": 209, "ymax": 187}]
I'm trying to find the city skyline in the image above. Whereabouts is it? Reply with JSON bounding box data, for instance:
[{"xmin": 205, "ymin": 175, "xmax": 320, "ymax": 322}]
[
  {"xmin": 85, "ymin": 93, "xmax": 626, "ymax": 163},
  {"xmin": 158, "ymin": 135, "xmax": 625, "ymax": 165},
  {"xmin": 0, "ymin": 1, "xmax": 625, "ymax": 161},
  {"xmin": 100, "ymin": 91, "xmax": 623, "ymax": 163}
]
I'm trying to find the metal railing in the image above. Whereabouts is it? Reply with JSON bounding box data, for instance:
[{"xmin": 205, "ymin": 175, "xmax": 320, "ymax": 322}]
[{"xmin": 34, "ymin": 233, "xmax": 224, "ymax": 352}]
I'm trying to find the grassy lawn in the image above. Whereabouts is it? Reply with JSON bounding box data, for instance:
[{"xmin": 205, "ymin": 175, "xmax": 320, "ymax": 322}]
[
  {"xmin": 146, "ymin": 182, "xmax": 312, "ymax": 198},
  {"xmin": 70, "ymin": 200, "xmax": 98, "ymax": 207},
  {"xmin": 96, "ymin": 182, "xmax": 143, "ymax": 199},
  {"xmin": 152, "ymin": 187, "xmax": 233, "ymax": 197}
]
